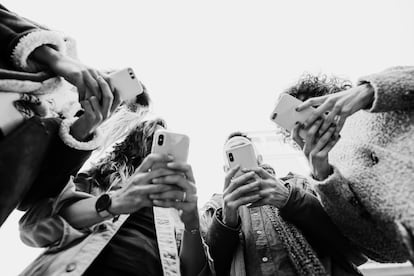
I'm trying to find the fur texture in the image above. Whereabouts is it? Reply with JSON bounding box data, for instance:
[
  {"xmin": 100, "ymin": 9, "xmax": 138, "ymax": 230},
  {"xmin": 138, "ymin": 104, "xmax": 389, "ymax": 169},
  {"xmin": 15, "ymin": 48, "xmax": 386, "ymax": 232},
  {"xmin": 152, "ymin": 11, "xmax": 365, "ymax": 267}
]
[
  {"xmin": 11, "ymin": 30, "xmax": 66, "ymax": 72},
  {"xmin": 314, "ymin": 66, "xmax": 414, "ymax": 263}
]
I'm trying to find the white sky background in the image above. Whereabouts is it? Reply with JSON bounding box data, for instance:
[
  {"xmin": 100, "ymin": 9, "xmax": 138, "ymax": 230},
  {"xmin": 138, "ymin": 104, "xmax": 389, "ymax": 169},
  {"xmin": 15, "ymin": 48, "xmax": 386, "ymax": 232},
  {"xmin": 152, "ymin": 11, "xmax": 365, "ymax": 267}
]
[{"xmin": 1, "ymin": 0, "xmax": 414, "ymax": 274}]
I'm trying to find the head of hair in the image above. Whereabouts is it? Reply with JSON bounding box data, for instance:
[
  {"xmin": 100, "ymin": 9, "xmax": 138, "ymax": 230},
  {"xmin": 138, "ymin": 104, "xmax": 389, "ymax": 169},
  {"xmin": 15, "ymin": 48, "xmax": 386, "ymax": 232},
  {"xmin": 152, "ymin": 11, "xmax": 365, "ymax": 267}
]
[
  {"xmin": 80, "ymin": 118, "xmax": 166, "ymax": 191},
  {"xmin": 226, "ymin": 131, "xmax": 251, "ymax": 142},
  {"xmin": 282, "ymin": 73, "xmax": 352, "ymax": 101}
]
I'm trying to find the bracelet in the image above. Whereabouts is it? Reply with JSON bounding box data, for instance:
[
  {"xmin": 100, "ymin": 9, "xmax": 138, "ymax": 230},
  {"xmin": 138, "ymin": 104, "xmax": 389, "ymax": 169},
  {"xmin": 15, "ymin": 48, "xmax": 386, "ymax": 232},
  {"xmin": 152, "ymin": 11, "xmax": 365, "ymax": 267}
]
[{"xmin": 184, "ymin": 228, "xmax": 200, "ymax": 235}]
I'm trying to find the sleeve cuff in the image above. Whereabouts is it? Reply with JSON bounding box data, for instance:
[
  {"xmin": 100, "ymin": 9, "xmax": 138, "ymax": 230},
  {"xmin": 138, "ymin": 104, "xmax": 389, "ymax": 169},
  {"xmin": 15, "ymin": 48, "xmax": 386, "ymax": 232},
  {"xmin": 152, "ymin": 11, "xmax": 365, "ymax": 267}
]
[
  {"xmin": 12, "ymin": 30, "xmax": 66, "ymax": 72},
  {"xmin": 214, "ymin": 208, "xmax": 241, "ymax": 232},
  {"xmin": 59, "ymin": 117, "xmax": 103, "ymax": 151}
]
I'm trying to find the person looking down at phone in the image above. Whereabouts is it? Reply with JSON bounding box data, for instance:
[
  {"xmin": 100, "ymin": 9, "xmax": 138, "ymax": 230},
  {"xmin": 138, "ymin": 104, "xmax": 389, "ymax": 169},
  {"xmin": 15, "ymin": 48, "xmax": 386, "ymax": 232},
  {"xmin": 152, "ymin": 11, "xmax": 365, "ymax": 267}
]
[
  {"xmin": 0, "ymin": 4, "xmax": 151, "ymax": 227},
  {"xmin": 201, "ymin": 132, "xmax": 365, "ymax": 276},
  {"xmin": 18, "ymin": 118, "xmax": 210, "ymax": 276},
  {"xmin": 279, "ymin": 70, "xmax": 414, "ymax": 264}
]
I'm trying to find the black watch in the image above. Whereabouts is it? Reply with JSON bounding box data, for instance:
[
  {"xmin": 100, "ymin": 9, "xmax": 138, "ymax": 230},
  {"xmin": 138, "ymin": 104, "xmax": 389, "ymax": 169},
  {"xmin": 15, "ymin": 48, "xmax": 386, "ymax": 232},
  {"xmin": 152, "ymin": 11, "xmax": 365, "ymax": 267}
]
[{"xmin": 95, "ymin": 193, "xmax": 113, "ymax": 219}]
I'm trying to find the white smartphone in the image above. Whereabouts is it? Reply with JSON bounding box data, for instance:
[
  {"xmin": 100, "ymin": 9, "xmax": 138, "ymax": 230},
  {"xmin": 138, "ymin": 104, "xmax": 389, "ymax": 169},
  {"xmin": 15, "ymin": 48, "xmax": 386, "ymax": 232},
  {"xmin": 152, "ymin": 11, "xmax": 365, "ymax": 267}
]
[
  {"xmin": 108, "ymin": 68, "xmax": 144, "ymax": 101},
  {"xmin": 225, "ymin": 143, "xmax": 258, "ymax": 177},
  {"xmin": 151, "ymin": 129, "xmax": 190, "ymax": 169},
  {"xmin": 270, "ymin": 94, "xmax": 317, "ymax": 138}
]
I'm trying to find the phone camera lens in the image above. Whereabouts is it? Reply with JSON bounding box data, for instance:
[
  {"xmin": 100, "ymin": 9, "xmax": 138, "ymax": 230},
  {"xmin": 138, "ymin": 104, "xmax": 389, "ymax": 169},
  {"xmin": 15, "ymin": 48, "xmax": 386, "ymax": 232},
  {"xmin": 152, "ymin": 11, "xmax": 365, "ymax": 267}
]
[
  {"xmin": 158, "ymin": 135, "xmax": 164, "ymax": 146},
  {"xmin": 271, "ymin": 113, "xmax": 277, "ymax": 120},
  {"xmin": 228, "ymin": 153, "xmax": 234, "ymax": 162}
]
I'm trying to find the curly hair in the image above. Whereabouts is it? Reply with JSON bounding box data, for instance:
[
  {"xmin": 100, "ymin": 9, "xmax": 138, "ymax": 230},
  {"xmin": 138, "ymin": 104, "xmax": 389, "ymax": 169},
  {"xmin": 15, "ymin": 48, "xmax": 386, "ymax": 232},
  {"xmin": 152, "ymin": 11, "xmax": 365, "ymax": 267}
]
[
  {"xmin": 282, "ymin": 73, "xmax": 352, "ymax": 101},
  {"xmin": 80, "ymin": 118, "xmax": 166, "ymax": 191}
]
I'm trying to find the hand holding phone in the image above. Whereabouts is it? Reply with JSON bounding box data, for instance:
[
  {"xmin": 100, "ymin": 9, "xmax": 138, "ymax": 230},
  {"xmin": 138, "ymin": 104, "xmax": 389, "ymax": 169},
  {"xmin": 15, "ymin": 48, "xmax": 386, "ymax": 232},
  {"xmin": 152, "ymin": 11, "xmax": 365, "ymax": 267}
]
[
  {"xmin": 270, "ymin": 94, "xmax": 319, "ymax": 139},
  {"xmin": 108, "ymin": 68, "xmax": 143, "ymax": 101}
]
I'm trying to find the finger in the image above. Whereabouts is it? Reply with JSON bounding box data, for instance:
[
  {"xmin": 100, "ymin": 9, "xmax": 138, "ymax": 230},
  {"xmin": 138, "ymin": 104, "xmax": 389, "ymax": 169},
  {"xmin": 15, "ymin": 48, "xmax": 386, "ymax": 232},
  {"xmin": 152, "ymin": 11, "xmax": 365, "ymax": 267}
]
[
  {"xmin": 145, "ymin": 167, "xmax": 177, "ymax": 181},
  {"xmin": 244, "ymin": 167, "xmax": 273, "ymax": 180},
  {"xmin": 232, "ymin": 194, "xmax": 262, "ymax": 208},
  {"xmin": 302, "ymin": 99, "xmax": 334, "ymax": 128},
  {"xmin": 320, "ymin": 133, "xmax": 341, "ymax": 154},
  {"xmin": 248, "ymin": 199, "xmax": 266, "ymax": 208},
  {"xmin": 319, "ymin": 104, "xmax": 341, "ymax": 135},
  {"xmin": 335, "ymin": 116, "xmax": 347, "ymax": 137},
  {"xmin": 312, "ymin": 125, "xmax": 336, "ymax": 153},
  {"xmin": 152, "ymin": 199, "xmax": 189, "ymax": 210},
  {"xmin": 109, "ymin": 88, "xmax": 121, "ymax": 114},
  {"xmin": 296, "ymin": 96, "xmax": 326, "ymax": 111},
  {"xmin": 80, "ymin": 100, "xmax": 93, "ymax": 116},
  {"xmin": 291, "ymin": 123, "xmax": 304, "ymax": 149},
  {"xmin": 166, "ymin": 162, "xmax": 195, "ymax": 183},
  {"xmin": 139, "ymin": 184, "xmax": 174, "ymax": 194},
  {"xmin": 88, "ymin": 96, "xmax": 103, "ymax": 123},
  {"xmin": 97, "ymin": 76, "xmax": 113, "ymax": 120},
  {"xmin": 152, "ymin": 174, "xmax": 188, "ymax": 189},
  {"xmin": 224, "ymin": 165, "xmax": 240, "ymax": 189},
  {"xmin": 229, "ymin": 181, "xmax": 262, "ymax": 199},
  {"xmin": 304, "ymin": 119, "xmax": 323, "ymax": 148},
  {"xmin": 78, "ymin": 88, "xmax": 86, "ymax": 102},
  {"xmin": 84, "ymin": 72, "xmax": 100, "ymax": 101},
  {"xmin": 226, "ymin": 171, "xmax": 257, "ymax": 194},
  {"xmin": 137, "ymin": 153, "xmax": 174, "ymax": 172}
]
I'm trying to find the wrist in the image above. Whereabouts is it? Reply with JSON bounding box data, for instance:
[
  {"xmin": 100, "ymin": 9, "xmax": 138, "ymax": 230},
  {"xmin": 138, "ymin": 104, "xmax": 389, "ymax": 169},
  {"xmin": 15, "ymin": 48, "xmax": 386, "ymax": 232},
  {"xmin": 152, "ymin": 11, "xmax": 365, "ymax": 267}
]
[
  {"xmin": 271, "ymin": 184, "xmax": 290, "ymax": 208},
  {"xmin": 222, "ymin": 208, "xmax": 239, "ymax": 228},
  {"xmin": 30, "ymin": 45, "xmax": 62, "ymax": 69},
  {"xmin": 182, "ymin": 209, "xmax": 200, "ymax": 229},
  {"xmin": 359, "ymin": 83, "xmax": 375, "ymax": 109}
]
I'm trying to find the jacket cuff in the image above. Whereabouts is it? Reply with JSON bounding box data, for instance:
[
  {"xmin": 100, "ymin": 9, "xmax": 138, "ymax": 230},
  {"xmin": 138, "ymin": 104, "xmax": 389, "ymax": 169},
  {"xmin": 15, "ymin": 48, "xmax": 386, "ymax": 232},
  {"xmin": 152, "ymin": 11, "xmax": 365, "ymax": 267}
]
[
  {"xmin": 59, "ymin": 117, "xmax": 103, "ymax": 151},
  {"xmin": 12, "ymin": 30, "xmax": 66, "ymax": 72}
]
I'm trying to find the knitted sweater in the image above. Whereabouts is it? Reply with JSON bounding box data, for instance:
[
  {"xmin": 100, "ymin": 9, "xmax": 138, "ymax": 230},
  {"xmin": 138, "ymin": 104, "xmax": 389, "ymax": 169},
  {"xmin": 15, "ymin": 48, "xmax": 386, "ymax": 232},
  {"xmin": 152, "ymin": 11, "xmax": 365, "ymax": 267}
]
[{"xmin": 313, "ymin": 66, "xmax": 414, "ymax": 263}]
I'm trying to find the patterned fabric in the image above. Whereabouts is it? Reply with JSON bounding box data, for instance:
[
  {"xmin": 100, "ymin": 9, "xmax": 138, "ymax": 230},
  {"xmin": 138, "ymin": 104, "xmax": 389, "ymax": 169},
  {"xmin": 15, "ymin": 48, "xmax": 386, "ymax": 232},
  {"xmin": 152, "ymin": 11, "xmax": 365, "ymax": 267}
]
[{"xmin": 262, "ymin": 205, "xmax": 326, "ymax": 276}]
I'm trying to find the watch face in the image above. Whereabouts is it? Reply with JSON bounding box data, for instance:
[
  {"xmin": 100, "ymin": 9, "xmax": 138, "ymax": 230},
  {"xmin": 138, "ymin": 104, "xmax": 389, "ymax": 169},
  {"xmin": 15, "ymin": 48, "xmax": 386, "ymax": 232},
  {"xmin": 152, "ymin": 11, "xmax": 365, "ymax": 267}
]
[{"xmin": 96, "ymin": 194, "xmax": 111, "ymax": 213}]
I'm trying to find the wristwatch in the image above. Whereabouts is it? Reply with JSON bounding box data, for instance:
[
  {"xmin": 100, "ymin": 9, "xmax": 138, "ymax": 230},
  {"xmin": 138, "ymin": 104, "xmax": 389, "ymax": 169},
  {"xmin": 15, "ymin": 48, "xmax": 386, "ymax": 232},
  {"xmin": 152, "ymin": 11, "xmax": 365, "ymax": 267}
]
[{"xmin": 95, "ymin": 193, "xmax": 114, "ymax": 219}]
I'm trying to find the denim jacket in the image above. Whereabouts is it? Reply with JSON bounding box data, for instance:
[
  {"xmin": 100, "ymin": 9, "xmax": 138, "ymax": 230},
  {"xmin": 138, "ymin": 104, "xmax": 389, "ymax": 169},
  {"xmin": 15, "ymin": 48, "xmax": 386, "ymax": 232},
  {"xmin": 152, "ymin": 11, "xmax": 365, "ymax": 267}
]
[{"xmin": 201, "ymin": 174, "xmax": 366, "ymax": 276}]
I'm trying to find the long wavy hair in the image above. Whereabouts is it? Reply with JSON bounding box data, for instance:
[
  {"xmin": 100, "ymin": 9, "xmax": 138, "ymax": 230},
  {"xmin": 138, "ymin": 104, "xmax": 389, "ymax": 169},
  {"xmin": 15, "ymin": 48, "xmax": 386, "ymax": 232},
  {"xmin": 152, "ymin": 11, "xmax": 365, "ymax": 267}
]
[{"xmin": 79, "ymin": 118, "xmax": 166, "ymax": 192}]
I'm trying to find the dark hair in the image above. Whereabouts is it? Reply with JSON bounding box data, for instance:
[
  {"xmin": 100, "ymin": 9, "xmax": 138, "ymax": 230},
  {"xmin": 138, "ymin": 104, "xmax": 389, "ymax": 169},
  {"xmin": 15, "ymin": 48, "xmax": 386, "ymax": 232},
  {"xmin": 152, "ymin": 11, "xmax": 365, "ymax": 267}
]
[
  {"xmin": 79, "ymin": 118, "xmax": 166, "ymax": 191},
  {"xmin": 282, "ymin": 73, "xmax": 352, "ymax": 101},
  {"xmin": 226, "ymin": 131, "xmax": 251, "ymax": 142}
]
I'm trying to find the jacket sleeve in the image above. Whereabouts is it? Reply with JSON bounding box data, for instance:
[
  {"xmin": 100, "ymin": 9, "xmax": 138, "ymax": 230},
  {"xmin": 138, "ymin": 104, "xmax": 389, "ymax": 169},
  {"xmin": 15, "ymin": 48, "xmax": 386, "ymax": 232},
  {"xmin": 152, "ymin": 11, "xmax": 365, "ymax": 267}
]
[
  {"xmin": 204, "ymin": 208, "xmax": 240, "ymax": 276},
  {"xmin": 17, "ymin": 117, "xmax": 97, "ymax": 211},
  {"xmin": 279, "ymin": 178, "xmax": 367, "ymax": 267},
  {"xmin": 312, "ymin": 166, "xmax": 411, "ymax": 263},
  {"xmin": 358, "ymin": 66, "xmax": 414, "ymax": 113},
  {"xmin": 19, "ymin": 178, "xmax": 93, "ymax": 249},
  {"xmin": 0, "ymin": 4, "xmax": 66, "ymax": 72}
]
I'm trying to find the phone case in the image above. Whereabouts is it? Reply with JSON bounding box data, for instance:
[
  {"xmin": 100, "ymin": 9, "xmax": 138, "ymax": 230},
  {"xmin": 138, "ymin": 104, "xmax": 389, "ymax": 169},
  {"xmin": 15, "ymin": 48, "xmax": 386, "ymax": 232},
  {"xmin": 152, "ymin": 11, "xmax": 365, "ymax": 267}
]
[
  {"xmin": 270, "ymin": 94, "xmax": 317, "ymax": 137},
  {"xmin": 108, "ymin": 68, "xmax": 143, "ymax": 101},
  {"xmin": 151, "ymin": 130, "xmax": 190, "ymax": 166},
  {"xmin": 225, "ymin": 143, "xmax": 258, "ymax": 177}
]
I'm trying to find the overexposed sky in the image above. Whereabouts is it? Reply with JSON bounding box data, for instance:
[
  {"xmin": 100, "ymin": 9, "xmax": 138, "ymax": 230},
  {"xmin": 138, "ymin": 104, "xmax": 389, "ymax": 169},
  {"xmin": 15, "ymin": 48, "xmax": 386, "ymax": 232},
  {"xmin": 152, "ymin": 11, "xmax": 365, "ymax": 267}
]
[{"xmin": 1, "ymin": 0, "xmax": 414, "ymax": 274}]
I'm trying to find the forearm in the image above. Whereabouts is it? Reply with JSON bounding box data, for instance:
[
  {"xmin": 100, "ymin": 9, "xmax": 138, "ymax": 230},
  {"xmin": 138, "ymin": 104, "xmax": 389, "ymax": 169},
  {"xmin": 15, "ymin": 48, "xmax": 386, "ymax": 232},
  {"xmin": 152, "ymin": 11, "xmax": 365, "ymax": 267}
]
[
  {"xmin": 180, "ymin": 228, "xmax": 206, "ymax": 276},
  {"xmin": 60, "ymin": 197, "xmax": 106, "ymax": 229},
  {"xmin": 28, "ymin": 45, "xmax": 63, "ymax": 72},
  {"xmin": 206, "ymin": 208, "xmax": 240, "ymax": 275}
]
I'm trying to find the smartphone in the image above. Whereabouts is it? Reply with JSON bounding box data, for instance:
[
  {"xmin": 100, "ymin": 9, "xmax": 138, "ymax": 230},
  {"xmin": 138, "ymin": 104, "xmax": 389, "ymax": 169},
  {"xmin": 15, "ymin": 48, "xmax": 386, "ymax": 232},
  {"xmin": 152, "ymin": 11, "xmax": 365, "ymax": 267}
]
[
  {"xmin": 270, "ymin": 94, "xmax": 317, "ymax": 138},
  {"xmin": 151, "ymin": 129, "xmax": 190, "ymax": 169},
  {"xmin": 225, "ymin": 143, "xmax": 258, "ymax": 177},
  {"xmin": 108, "ymin": 68, "xmax": 143, "ymax": 101}
]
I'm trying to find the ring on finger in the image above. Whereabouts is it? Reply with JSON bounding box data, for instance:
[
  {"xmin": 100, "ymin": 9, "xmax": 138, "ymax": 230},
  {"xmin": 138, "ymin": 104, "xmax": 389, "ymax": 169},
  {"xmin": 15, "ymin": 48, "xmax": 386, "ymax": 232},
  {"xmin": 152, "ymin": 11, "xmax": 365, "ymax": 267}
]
[
  {"xmin": 182, "ymin": 192, "xmax": 187, "ymax": 202},
  {"xmin": 333, "ymin": 115, "xmax": 341, "ymax": 124}
]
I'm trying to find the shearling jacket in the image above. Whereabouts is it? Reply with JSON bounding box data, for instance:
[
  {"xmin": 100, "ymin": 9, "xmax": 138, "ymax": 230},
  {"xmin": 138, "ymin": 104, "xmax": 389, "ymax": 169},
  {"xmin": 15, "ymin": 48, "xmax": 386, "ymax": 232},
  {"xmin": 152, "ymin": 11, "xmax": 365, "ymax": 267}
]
[
  {"xmin": 0, "ymin": 4, "xmax": 101, "ymax": 226},
  {"xmin": 313, "ymin": 66, "xmax": 414, "ymax": 263}
]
